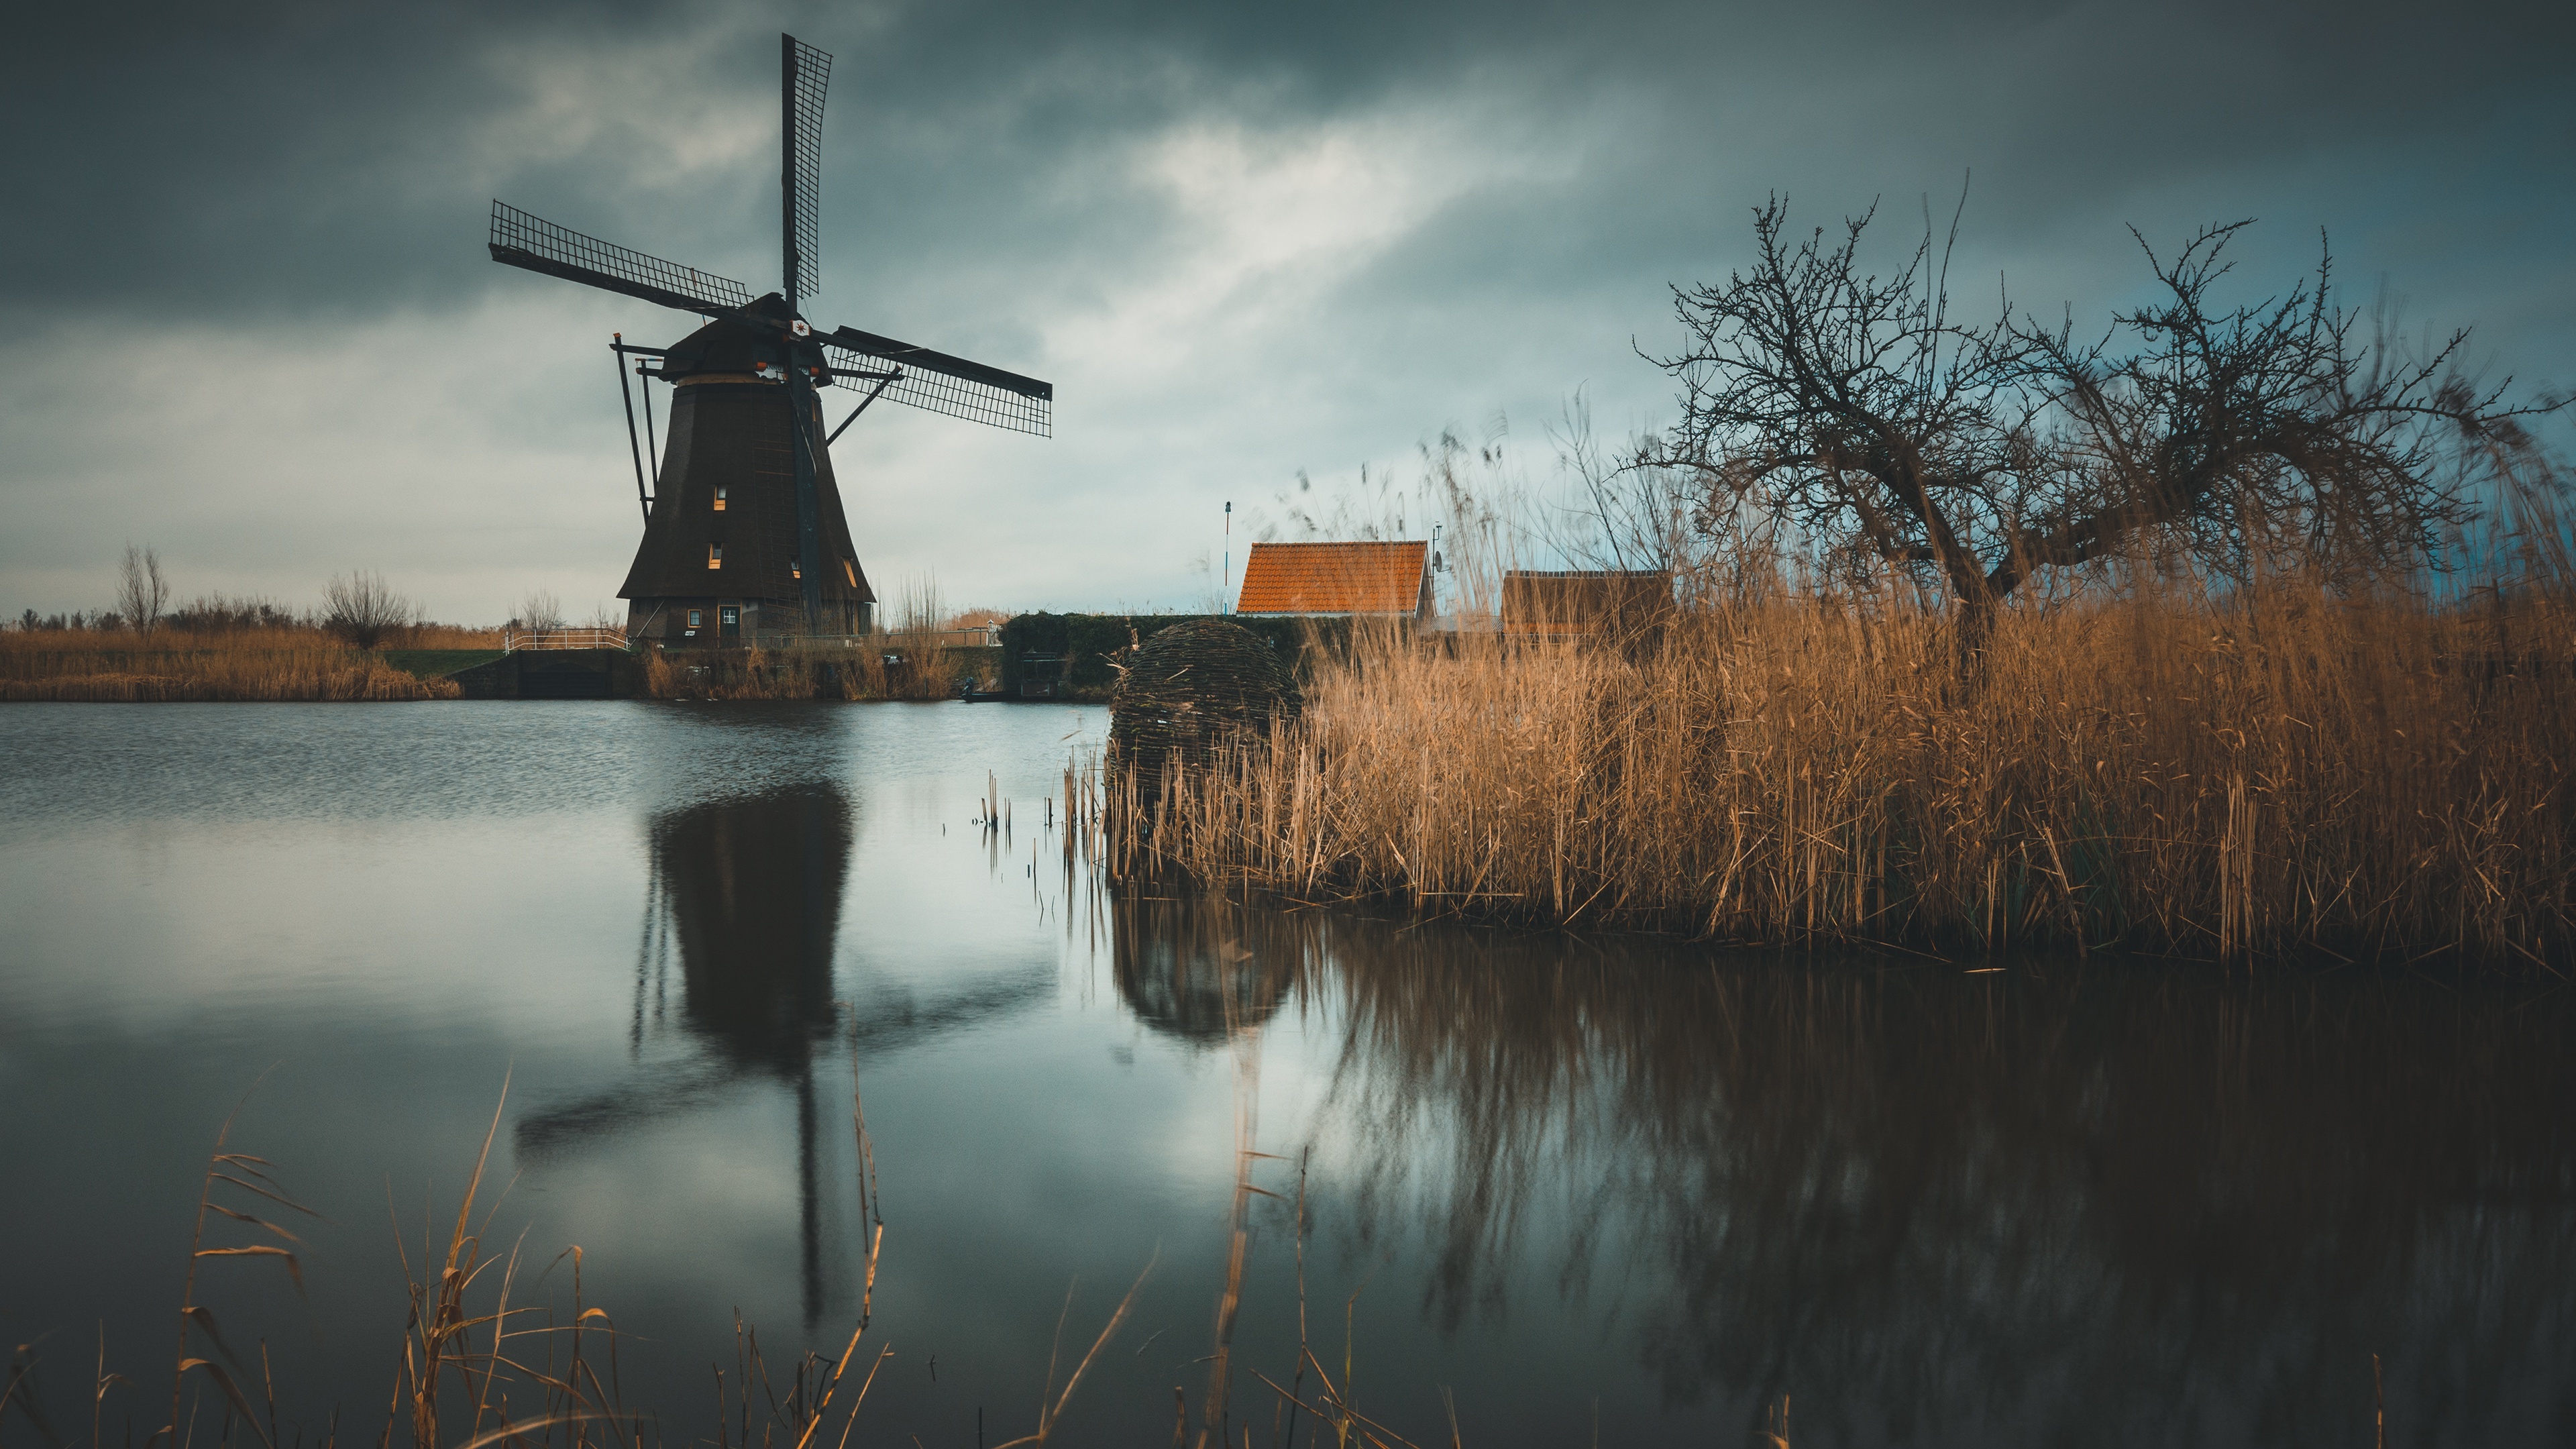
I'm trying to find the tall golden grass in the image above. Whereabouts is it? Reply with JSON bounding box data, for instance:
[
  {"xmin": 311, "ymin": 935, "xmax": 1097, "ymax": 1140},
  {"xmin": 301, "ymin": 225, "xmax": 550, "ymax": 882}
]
[
  {"xmin": 1116, "ymin": 566, "xmax": 2575, "ymax": 968},
  {"xmin": 0, "ymin": 626, "xmax": 466, "ymax": 702}
]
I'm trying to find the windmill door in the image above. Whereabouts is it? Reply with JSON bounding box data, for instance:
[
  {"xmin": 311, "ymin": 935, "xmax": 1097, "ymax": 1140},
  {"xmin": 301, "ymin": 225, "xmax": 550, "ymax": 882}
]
[{"xmin": 720, "ymin": 604, "xmax": 741, "ymax": 640}]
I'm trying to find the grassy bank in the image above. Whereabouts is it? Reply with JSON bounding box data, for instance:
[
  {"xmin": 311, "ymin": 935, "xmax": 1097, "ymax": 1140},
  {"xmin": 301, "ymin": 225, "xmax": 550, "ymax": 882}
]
[
  {"xmin": 1114, "ymin": 573, "xmax": 2576, "ymax": 969},
  {"xmin": 0, "ymin": 627, "xmax": 1009, "ymax": 703},
  {"xmin": 380, "ymin": 647, "xmax": 506, "ymax": 680},
  {"xmin": 0, "ymin": 626, "xmax": 479, "ymax": 701}
]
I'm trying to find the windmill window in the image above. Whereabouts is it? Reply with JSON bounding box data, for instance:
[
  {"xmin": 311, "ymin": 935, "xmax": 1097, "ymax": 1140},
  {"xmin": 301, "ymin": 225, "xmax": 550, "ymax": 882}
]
[
  {"xmin": 686, "ymin": 609, "xmax": 703, "ymax": 628},
  {"xmin": 713, "ymin": 485, "xmax": 727, "ymax": 512},
  {"xmin": 708, "ymin": 543, "xmax": 722, "ymax": 570}
]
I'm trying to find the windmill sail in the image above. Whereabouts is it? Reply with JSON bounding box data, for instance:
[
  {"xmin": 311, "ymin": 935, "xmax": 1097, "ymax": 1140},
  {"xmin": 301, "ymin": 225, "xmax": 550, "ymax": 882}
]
[
  {"xmin": 824, "ymin": 326, "xmax": 1053, "ymax": 437},
  {"xmin": 490, "ymin": 202, "xmax": 751, "ymax": 317},
  {"xmin": 783, "ymin": 35, "xmax": 830, "ymax": 303}
]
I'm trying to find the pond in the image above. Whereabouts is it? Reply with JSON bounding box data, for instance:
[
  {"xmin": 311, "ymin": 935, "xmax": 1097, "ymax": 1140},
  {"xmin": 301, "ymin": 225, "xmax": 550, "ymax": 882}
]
[{"xmin": 2, "ymin": 702, "xmax": 2570, "ymax": 1448}]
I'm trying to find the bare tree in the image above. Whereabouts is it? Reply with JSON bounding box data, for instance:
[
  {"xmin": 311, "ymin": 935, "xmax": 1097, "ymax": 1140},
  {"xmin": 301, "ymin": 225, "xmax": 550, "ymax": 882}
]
[
  {"xmin": 516, "ymin": 588, "xmax": 565, "ymax": 633},
  {"xmin": 116, "ymin": 543, "xmax": 170, "ymax": 637},
  {"xmin": 1645, "ymin": 198, "xmax": 2565, "ymax": 645},
  {"xmin": 323, "ymin": 570, "xmax": 415, "ymax": 649}
]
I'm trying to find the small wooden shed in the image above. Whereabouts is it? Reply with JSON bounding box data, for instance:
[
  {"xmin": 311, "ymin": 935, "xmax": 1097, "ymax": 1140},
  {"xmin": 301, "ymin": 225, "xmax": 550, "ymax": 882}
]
[{"xmin": 1499, "ymin": 569, "xmax": 1674, "ymax": 639}]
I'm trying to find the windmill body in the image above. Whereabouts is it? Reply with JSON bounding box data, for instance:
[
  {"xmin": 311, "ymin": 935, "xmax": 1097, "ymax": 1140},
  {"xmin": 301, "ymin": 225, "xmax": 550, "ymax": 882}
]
[
  {"xmin": 619, "ymin": 298, "xmax": 873, "ymax": 641},
  {"xmin": 488, "ymin": 33, "xmax": 1051, "ymax": 647}
]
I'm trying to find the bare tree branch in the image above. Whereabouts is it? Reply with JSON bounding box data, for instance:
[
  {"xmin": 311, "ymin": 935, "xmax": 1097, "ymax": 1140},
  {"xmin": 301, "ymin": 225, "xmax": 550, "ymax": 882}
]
[
  {"xmin": 1640, "ymin": 198, "xmax": 2568, "ymax": 650},
  {"xmin": 117, "ymin": 544, "xmax": 170, "ymax": 637}
]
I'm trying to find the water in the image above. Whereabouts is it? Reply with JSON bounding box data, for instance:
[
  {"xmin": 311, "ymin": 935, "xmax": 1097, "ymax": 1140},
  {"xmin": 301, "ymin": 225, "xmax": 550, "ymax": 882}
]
[{"xmin": 2, "ymin": 702, "xmax": 2571, "ymax": 1448}]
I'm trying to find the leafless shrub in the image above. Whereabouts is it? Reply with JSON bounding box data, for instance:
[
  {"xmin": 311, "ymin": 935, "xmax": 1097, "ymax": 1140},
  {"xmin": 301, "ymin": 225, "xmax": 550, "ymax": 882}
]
[
  {"xmin": 322, "ymin": 570, "xmax": 416, "ymax": 649},
  {"xmin": 115, "ymin": 544, "xmax": 170, "ymax": 637},
  {"xmin": 515, "ymin": 588, "xmax": 565, "ymax": 633},
  {"xmin": 167, "ymin": 593, "xmax": 304, "ymax": 633}
]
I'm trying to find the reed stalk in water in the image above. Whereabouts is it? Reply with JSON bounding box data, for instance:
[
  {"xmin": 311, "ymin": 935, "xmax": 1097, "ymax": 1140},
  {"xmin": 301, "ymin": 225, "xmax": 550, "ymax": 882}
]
[{"xmin": 24, "ymin": 1070, "xmax": 1157, "ymax": 1449}]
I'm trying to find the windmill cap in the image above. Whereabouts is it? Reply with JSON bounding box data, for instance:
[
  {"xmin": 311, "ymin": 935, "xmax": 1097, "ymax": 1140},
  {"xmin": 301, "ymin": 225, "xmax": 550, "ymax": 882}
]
[{"xmin": 661, "ymin": 292, "xmax": 827, "ymax": 382}]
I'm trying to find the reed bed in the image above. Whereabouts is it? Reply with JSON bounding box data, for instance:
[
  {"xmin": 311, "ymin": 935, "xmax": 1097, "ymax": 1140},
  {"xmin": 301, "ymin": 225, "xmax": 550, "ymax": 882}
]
[
  {"xmin": 1114, "ymin": 574, "xmax": 2576, "ymax": 969},
  {"xmin": 0, "ymin": 627, "xmax": 462, "ymax": 702}
]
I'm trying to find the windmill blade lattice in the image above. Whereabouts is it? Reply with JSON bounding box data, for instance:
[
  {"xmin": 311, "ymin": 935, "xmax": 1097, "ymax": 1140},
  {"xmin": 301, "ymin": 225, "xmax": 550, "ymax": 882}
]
[
  {"xmin": 490, "ymin": 201, "xmax": 751, "ymax": 316},
  {"xmin": 825, "ymin": 327, "xmax": 1053, "ymax": 437},
  {"xmin": 784, "ymin": 36, "xmax": 831, "ymax": 301}
]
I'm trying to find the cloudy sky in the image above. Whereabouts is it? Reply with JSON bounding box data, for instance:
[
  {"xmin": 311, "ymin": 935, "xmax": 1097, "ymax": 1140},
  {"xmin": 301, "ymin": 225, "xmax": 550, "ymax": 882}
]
[{"xmin": 4, "ymin": 0, "xmax": 2569, "ymax": 623}]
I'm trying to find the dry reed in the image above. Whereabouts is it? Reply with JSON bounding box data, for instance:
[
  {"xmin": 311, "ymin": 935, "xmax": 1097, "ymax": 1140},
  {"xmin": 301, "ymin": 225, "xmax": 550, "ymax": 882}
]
[
  {"xmin": 0, "ymin": 627, "xmax": 463, "ymax": 702},
  {"xmin": 1114, "ymin": 569, "xmax": 2576, "ymax": 969}
]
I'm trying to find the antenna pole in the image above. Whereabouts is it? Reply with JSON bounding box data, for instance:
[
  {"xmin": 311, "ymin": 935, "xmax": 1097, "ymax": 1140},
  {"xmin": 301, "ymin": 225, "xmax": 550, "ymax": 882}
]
[{"xmin": 1224, "ymin": 500, "xmax": 1232, "ymax": 614}]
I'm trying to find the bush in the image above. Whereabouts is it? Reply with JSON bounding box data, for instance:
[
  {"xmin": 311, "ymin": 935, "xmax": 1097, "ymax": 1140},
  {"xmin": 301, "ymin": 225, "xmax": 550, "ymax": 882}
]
[{"xmin": 322, "ymin": 570, "xmax": 417, "ymax": 649}]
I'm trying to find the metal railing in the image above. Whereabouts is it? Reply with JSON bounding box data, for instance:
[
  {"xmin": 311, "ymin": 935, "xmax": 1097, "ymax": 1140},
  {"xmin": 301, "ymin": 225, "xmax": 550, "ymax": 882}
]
[{"xmin": 505, "ymin": 627, "xmax": 629, "ymax": 652}]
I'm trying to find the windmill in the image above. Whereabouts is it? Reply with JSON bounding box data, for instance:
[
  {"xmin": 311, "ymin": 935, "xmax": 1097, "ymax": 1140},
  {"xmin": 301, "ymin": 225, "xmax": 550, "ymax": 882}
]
[{"xmin": 488, "ymin": 33, "xmax": 1051, "ymax": 643}]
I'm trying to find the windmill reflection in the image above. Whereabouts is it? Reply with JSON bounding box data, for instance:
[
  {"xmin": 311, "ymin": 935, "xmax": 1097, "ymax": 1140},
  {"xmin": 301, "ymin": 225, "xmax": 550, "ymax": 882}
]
[
  {"xmin": 519, "ymin": 786, "xmax": 849, "ymax": 1331},
  {"xmin": 519, "ymin": 781, "xmax": 1055, "ymax": 1334},
  {"xmin": 656, "ymin": 788, "xmax": 846, "ymax": 1065}
]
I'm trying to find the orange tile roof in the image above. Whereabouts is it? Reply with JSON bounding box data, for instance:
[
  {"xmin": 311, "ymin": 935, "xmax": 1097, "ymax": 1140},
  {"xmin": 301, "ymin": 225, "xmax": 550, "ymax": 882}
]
[{"xmin": 1236, "ymin": 541, "xmax": 1428, "ymax": 615}]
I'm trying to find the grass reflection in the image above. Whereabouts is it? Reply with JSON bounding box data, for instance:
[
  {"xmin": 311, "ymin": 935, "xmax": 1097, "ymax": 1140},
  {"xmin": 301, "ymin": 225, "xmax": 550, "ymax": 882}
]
[{"xmin": 1246, "ymin": 904, "xmax": 2576, "ymax": 1445}]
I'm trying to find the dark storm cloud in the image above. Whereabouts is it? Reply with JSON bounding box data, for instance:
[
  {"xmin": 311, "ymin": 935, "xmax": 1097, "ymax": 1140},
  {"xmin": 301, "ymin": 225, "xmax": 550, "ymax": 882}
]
[
  {"xmin": 2, "ymin": 0, "xmax": 2568, "ymax": 617},
  {"xmin": 14, "ymin": 1, "xmax": 2564, "ymax": 319}
]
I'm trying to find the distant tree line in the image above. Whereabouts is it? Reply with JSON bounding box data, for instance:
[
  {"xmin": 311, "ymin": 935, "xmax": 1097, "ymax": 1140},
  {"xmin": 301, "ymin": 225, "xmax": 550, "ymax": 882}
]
[{"xmin": 11, "ymin": 551, "xmax": 468, "ymax": 649}]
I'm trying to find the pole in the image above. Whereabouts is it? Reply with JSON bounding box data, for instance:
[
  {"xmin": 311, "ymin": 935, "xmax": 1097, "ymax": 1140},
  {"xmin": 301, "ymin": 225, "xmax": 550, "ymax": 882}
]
[
  {"xmin": 639, "ymin": 362, "xmax": 659, "ymax": 492},
  {"xmin": 790, "ymin": 364, "xmax": 823, "ymax": 629},
  {"xmin": 612, "ymin": 333, "xmax": 650, "ymax": 525},
  {"xmin": 826, "ymin": 369, "xmax": 900, "ymax": 446},
  {"xmin": 1223, "ymin": 500, "xmax": 1232, "ymax": 614}
]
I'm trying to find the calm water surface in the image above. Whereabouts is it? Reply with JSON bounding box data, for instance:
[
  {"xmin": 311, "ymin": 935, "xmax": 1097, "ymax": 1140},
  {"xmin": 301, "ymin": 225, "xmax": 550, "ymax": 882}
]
[{"xmin": 2, "ymin": 702, "xmax": 2571, "ymax": 1447}]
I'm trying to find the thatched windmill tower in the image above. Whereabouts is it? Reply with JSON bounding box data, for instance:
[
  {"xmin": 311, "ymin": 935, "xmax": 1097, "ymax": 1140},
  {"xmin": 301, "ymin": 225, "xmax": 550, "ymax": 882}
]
[{"xmin": 488, "ymin": 34, "xmax": 1053, "ymax": 645}]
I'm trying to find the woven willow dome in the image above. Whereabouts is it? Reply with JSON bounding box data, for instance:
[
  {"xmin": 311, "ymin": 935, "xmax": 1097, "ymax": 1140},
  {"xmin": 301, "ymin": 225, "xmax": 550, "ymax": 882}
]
[{"xmin": 1109, "ymin": 620, "xmax": 1303, "ymax": 779}]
